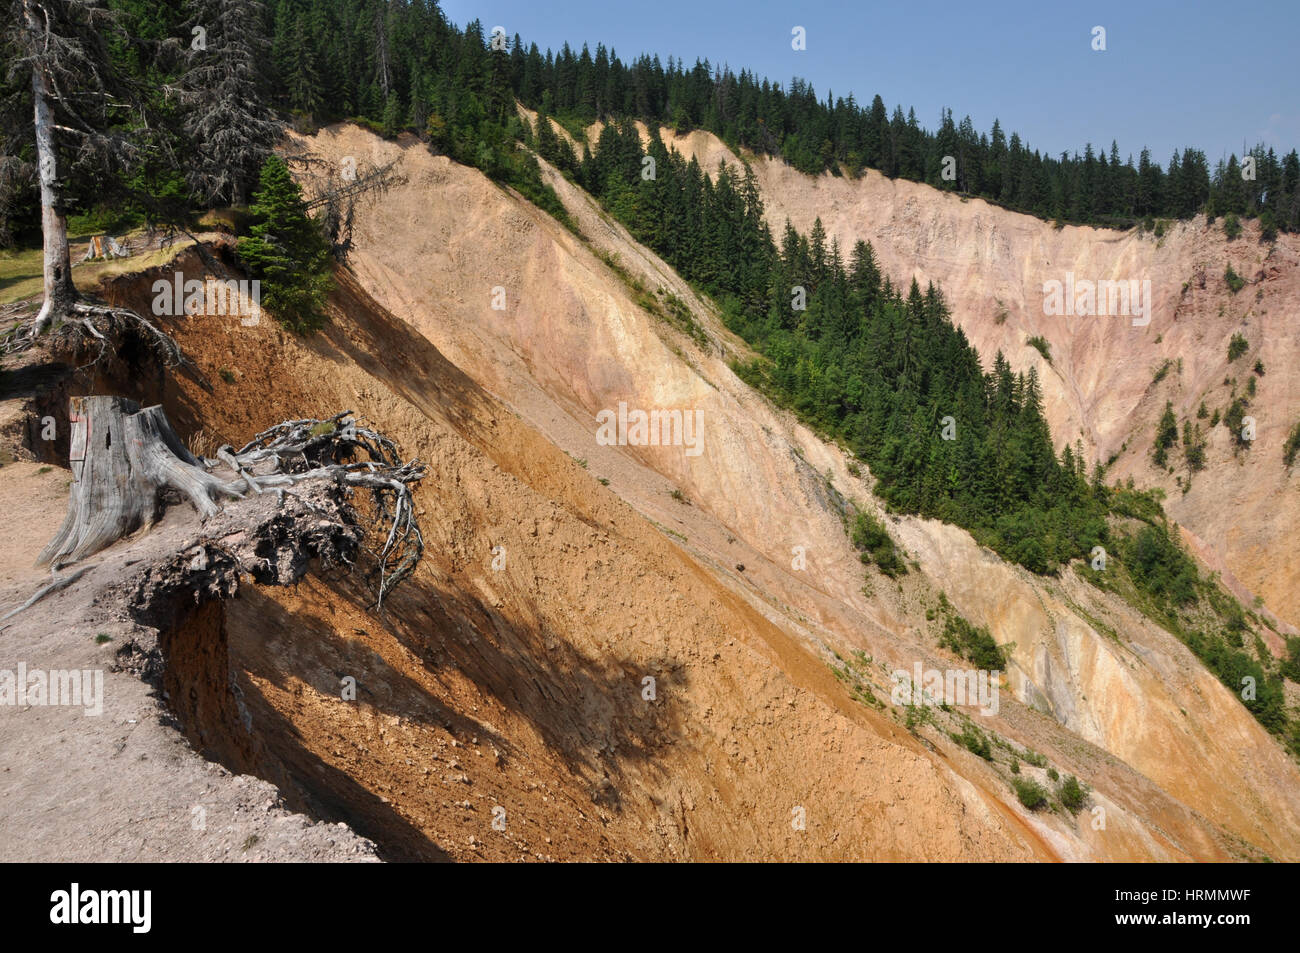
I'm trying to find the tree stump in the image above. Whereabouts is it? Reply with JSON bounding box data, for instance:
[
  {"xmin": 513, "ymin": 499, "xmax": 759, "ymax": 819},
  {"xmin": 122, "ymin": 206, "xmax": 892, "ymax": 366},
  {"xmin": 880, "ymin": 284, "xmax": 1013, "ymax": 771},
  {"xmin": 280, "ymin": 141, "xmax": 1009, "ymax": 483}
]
[
  {"xmin": 36, "ymin": 398, "xmax": 427, "ymax": 606},
  {"xmin": 39, "ymin": 396, "xmax": 241, "ymax": 567}
]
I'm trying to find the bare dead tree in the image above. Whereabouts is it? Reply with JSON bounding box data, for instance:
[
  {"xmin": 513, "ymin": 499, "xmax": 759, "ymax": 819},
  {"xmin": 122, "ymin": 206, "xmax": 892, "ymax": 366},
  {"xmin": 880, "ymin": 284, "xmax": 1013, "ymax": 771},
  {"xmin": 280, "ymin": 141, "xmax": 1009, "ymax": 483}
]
[
  {"xmin": 2, "ymin": 1, "xmax": 184, "ymax": 362},
  {"xmin": 41, "ymin": 397, "xmax": 426, "ymax": 608},
  {"xmin": 282, "ymin": 148, "xmax": 407, "ymax": 262},
  {"xmin": 174, "ymin": 0, "xmax": 281, "ymax": 209},
  {"xmin": 10, "ymin": 1, "xmax": 119, "ymax": 329},
  {"xmin": 374, "ymin": 3, "xmax": 392, "ymax": 102}
]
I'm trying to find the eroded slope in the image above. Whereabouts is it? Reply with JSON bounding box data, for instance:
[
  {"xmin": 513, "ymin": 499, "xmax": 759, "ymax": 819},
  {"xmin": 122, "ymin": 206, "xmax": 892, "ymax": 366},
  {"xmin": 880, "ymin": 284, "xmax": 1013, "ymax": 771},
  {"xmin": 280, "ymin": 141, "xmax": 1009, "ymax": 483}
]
[
  {"xmin": 624, "ymin": 122, "xmax": 1300, "ymax": 631},
  {"xmin": 284, "ymin": 123, "xmax": 1300, "ymax": 859}
]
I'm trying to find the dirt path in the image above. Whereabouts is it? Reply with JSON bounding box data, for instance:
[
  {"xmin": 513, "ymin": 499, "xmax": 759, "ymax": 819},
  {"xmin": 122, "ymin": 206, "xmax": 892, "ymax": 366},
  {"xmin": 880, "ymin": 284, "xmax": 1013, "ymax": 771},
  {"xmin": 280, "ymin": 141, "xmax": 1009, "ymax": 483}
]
[{"xmin": 0, "ymin": 461, "xmax": 378, "ymax": 862}]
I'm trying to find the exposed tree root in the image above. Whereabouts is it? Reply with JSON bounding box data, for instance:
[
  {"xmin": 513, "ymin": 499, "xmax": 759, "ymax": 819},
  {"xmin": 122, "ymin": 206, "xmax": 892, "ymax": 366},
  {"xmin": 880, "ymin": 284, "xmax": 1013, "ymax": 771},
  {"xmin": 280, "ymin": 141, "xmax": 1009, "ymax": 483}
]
[
  {"xmin": 0, "ymin": 565, "xmax": 95, "ymax": 631},
  {"xmin": 41, "ymin": 398, "xmax": 426, "ymax": 608},
  {"xmin": 2, "ymin": 297, "xmax": 185, "ymax": 371}
]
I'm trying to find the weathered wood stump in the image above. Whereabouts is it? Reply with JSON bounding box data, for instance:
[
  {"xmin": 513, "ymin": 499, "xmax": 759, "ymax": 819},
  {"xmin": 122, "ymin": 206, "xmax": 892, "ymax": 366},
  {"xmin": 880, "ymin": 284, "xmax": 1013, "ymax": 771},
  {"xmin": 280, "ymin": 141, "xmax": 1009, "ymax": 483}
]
[
  {"xmin": 80, "ymin": 235, "xmax": 130, "ymax": 261},
  {"xmin": 37, "ymin": 397, "xmax": 427, "ymax": 606},
  {"xmin": 39, "ymin": 396, "xmax": 242, "ymax": 567}
]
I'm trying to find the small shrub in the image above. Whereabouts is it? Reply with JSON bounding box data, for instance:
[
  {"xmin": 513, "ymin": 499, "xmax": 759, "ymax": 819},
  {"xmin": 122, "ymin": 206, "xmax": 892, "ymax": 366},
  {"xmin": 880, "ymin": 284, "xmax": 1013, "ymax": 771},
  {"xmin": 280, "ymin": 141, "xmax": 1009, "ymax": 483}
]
[
  {"xmin": 1026, "ymin": 335, "xmax": 1052, "ymax": 363},
  {"xmin": 1059, "ymin": 775, "xmax": 1087, "ymax": 812},
  {"xmin": 219, "ymin": 368, "xmax": 236, "ymax": 384},
  {"xmin": 939, "ymin": 609, "xmax": 1005, "ymax": 670},
  {"xmin": 851, "ymin": 509, "xmax": 906, "ymax": 578},
  {"xmin": 1227, "ymin": 332, "xmax": 1248, "ymax": 361},
  {"xmin": 1222, "ymin": 213, "xmax": 1241, "ymax": 240},
  {"xmin": 953, "ymin": 725, "xmax": 992, "ymax": 760},
  {"xmin": 1012, "ymin": 777, "xmax": 1048, "ymax": 810},
  {"xmin": 1224, "ymin": 265, "xmax": 1245, "ymax": 294},
  {"xmin": 1281, "ymin": 637, "xmax": 1300, "ymax": 683},
  {"xmin": 1283, "ymin": 421, "xmax": 1300, "ymax": 468},
  {"xmin": 1047, "ymin": 766, "xmax": 1059, "ymax": 782}
]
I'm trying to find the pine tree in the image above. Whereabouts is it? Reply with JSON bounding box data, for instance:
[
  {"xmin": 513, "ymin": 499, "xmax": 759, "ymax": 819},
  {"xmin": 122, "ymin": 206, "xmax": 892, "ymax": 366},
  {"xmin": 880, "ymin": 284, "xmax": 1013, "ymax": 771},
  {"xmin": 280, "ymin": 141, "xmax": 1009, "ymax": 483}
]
[
  {"xmin": 381, "ymin": 94, "xmax": 402, "ymax": 137},
  {"xmin": 280, "ymin": 5, "xmax": 321, "ymax": 115},
  {"xmin": 236, "ymin": 155, "xmax": 333, "ymax": 333},
  {"xmin": 1154, "ymin": 401, "xmax": 1178, "ymax": 467}
]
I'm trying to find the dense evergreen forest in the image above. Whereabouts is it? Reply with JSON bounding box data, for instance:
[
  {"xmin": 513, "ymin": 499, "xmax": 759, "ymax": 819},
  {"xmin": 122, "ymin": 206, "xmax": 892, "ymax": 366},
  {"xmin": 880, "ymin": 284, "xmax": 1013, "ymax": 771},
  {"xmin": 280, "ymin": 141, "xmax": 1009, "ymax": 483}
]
[
  {"xmin": 4, "ymin": 0, "xmax": 1298, "ymax": 245},
  {"xmin": 252, "ymin": 0, "xmax": 1300, "ymax": 232},
  {"xmin": 0, "ymin": 0, "xmax": 1280, "ymax": 576},
  {"xmin": 580, "ymin": 118, "xmax": 1109, "ymax": 573}
]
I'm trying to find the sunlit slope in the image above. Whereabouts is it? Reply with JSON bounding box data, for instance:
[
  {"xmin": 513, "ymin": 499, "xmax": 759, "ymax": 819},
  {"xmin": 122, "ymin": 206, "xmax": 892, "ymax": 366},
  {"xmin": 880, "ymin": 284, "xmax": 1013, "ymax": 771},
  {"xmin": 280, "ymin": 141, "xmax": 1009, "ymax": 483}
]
[{"xmin": 281, "ymin": 123, "xmax": 1300, "ymax": 859}]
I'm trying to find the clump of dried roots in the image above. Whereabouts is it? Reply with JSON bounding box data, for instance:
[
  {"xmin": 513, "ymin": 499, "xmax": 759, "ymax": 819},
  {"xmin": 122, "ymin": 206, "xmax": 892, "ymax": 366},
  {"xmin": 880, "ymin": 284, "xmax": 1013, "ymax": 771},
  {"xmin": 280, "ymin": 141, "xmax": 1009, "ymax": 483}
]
[{"xmin": 40, "ymin": 397, "xmax": 425, "ymax": 609}]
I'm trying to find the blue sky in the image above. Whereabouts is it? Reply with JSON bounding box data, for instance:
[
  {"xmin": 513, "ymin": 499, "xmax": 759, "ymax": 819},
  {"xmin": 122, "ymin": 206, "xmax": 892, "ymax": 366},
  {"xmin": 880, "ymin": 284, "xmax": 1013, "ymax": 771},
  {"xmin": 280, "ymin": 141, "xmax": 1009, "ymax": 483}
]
[{"xmin": 441, "ymin": 0, "xmax": 1300, "ymax": 168}]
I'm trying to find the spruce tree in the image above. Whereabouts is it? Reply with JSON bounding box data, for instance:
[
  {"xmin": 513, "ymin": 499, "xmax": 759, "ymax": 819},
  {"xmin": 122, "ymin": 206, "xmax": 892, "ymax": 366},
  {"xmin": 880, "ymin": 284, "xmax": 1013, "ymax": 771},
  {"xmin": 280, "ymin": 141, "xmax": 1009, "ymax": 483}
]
[
  {"xmin": 236, "ymin": 154, "xmax": 332, "ymax": 333},
  {"xmin": 1154, "ymin": 401, "xmax": 1179, "ymax": 467},
  {"xmin": 279, "ymin": 4, "xmax": 321, "ymax": 115}
]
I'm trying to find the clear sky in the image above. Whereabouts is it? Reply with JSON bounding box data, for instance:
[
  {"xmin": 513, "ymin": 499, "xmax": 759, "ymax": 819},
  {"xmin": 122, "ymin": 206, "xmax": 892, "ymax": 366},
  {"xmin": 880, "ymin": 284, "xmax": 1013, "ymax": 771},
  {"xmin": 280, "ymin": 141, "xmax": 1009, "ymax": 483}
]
[{"xmin": 441, "ymin": 0, "xmax": 1300, "ymax": 168}]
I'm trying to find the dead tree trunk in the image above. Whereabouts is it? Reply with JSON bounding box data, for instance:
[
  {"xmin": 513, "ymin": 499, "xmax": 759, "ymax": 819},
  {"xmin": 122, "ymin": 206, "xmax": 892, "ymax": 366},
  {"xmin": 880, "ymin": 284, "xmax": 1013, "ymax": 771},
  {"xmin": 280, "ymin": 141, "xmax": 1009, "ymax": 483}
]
[
  {"xmin": 26, "ymin": 0, "xmax": 78, "ymax": 335},
  {"xmin": 2, "ymin": 1, "xmax": 179, "ymax": 364},
  {"xmin": 39, "ymin": 398, "xmax": 427, "ymax": 607}
]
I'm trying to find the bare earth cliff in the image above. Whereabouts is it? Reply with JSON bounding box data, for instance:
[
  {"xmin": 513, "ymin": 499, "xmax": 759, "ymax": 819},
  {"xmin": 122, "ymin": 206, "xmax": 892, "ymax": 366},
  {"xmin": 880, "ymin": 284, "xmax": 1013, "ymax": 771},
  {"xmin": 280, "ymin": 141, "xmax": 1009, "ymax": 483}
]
[
  {"xmin": 614, "ymin": 120, "xmax": 1300, "ymax": 632},
  {"xmin": 2, "ymin": 120, "xmax": 1297, "ymax": 861}
]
